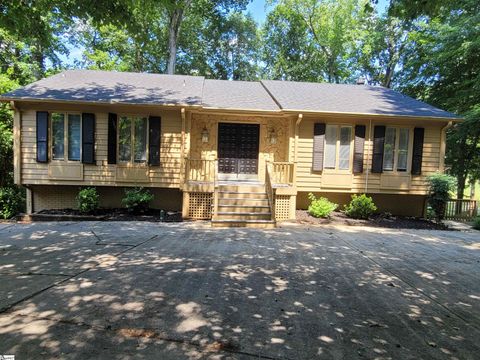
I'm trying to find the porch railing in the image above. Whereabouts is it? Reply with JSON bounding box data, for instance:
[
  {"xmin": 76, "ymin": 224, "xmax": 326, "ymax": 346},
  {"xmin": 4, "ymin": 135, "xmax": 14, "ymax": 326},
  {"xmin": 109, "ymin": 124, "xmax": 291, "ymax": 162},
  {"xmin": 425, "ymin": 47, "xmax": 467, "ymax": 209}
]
[
  {"xmin": 444, "ymin": 199, "xmax": 479, "ymax": 221},
  {"xmin": 185, "ymin": 158, "xmax": 216, "ymax": 183},
  {"xmin": 269, "ymin": 162, "xmax": 296, "ymax": 186},
  {"xmin": 265, "ymin": 162, "xmax": 276, "ymax": 221}
]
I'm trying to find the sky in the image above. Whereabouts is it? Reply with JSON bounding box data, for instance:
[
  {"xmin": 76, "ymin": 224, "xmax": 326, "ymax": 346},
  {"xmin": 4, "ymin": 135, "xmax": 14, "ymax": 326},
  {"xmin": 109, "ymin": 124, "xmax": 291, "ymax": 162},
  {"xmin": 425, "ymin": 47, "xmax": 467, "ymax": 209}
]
[{"xmin": 245, "ymin": 0, "xmax": 390, "ymax": 24}]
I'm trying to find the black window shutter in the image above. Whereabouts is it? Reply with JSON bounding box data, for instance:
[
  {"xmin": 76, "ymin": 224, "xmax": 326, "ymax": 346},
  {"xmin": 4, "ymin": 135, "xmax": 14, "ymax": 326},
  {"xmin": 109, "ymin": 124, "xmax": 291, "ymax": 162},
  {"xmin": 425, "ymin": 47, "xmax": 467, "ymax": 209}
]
[
  {"xmin": 411, "ymin": 127, "xmax": 425, "ymax": 175},
  {"xmin": 372, "ymin": 125, "xmax": 385, "ymax": 173},
  {"xmin": 148, "ymin": 116, "xmax": 161, "ymax": 166},
  {"xmin": 82, "ymin": 113, "xmax": 95, "ymax": 164},
  {"xmin": 107, "ymin": 113, "xmax": 117, "ymax": 164},
  {"xmin": 353, "ymin": 125, "xmax": 366, "ymax": 174},
  {"xmin": 36, "ymin": 111, "xmax": 49, "ymax": 163},
  {"xmin": 312, "ymin": 123, "xmax": 326, "ymax": 171}
]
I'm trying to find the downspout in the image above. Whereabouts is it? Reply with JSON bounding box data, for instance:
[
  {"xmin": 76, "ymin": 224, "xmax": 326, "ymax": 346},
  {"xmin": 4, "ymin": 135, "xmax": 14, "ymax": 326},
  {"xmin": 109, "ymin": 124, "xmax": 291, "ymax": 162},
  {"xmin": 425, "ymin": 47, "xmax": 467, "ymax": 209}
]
[
  {"xmin": 294, "ymin": 114, "xmax": 303, "ymax": 162},
  {"xmin": 180, "ymin": 108, "xmax": 186, "ymax": 188},
  {"xmin": 439, "ymin": 121, "xmax": 453, "ymax": 173},
  {"xmin": 364, "ymin": 119, "xmax": 372, "ymax": 194}
]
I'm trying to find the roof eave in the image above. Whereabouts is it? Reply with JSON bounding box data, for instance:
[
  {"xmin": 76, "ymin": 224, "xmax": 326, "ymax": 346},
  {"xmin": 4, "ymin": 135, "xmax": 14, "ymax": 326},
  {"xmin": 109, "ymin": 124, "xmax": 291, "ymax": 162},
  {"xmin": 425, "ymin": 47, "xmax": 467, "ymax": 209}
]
[
  {"xmin": 0, "ymin": 96, "xmax": 203, "ymax": 109},
  {"xmin": 280, "ymin": 108, "xmax": 461, "ymax": 121}
]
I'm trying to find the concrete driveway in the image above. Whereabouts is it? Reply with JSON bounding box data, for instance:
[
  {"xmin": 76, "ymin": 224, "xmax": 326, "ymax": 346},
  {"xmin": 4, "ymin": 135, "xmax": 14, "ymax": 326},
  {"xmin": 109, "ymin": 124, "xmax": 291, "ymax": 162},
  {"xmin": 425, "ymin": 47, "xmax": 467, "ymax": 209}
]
[{"xmin": 0, "ymin": 221, "xmax": 479, "ymax": 359}]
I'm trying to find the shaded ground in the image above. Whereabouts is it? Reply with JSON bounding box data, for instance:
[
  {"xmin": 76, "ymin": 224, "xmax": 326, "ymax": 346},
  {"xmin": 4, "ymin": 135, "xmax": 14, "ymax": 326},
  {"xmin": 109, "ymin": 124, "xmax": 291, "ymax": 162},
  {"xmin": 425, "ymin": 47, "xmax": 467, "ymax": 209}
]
[
  {"xmin": 38, "ymin": 208, "xmax": 183, "ymax": 222},
  {"xmin": 0, "ymin": 221, "xmax": 479, "ymax": 359},
  {"xmin": 296, "ymin": 210, "xmax": 450, "ymax": 230}
]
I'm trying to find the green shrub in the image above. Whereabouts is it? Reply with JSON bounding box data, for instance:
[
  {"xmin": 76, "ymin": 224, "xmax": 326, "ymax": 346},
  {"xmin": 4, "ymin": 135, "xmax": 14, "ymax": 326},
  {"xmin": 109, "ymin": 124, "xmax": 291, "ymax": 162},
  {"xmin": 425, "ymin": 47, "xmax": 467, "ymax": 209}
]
[
  {"xmin": 307, "ymin": 193, "xmax": 338, "ymax": 218},
  {"xmin": 427, "ymin": 173, "xmax": 456, "ymax": 222},
  {"xmin": 0, "ymin": 186, "xmax": 24, "ymax": 219},
  {"xmin": 76, "ymin": 187, "xmax": 99, "ymax": 214},
  {"xmin": 473, "ymin": 217, "xmax": 480, "ymax": 231},
  {"xmin": 344, "ymin": 194, "xmax": 377, "ymax": 219},
  {"xmin": 122, "ymin": 187, "xmax": 154, "ymax": 213}
]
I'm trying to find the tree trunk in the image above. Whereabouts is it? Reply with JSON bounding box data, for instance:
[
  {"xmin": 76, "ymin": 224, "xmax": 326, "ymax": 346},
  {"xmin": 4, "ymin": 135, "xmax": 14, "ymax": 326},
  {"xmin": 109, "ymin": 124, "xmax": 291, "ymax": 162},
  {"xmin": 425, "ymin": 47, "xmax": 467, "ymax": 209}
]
[
  {"xmin": 166, "ymin": 0, "xmax": 192, "ymax": 75},
  {"xmin": 33, "ymin": 46, "xmax": 45, "ymax": 79},
  {"xmin": 457, "ymin": 175, "xmax": 466, "ymax": 200}
]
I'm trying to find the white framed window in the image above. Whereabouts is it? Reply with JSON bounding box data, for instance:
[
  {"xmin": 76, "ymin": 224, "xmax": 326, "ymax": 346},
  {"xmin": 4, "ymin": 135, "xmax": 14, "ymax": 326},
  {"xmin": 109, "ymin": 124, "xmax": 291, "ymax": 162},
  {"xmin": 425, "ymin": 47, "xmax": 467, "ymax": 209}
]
[
  {"xmin": 383, "ymin": 127, "xmax": 410, "ymax": 172},
  {"xmin": 118, "ymin": 115, "xmax": 148, "ymax": 164},
  {"xmin": 324, "ymin": 125, "xmax": 353, "ymax": 171},
  {"xmin": 51, "ymin": 112, "xmax": 81, "ymax": 162}
]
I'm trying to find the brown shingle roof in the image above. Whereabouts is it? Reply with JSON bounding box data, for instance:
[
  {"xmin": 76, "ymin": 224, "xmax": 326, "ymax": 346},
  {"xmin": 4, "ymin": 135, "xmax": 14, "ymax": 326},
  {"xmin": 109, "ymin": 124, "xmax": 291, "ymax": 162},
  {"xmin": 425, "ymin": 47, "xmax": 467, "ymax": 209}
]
[
  {"xmin": 0, "ymin": 70, "xmax": 458, "ymax": 119},
  {"xmin": 2, "ymin": 70, "xmax": 204, "ymax": 106},
  {"xmin": 202, "ymin": 79, "xmax": 279, "ymax": 111},
  {"xmin": 261, "ymin": 80, "xmax": 458, "ymax": 119}
]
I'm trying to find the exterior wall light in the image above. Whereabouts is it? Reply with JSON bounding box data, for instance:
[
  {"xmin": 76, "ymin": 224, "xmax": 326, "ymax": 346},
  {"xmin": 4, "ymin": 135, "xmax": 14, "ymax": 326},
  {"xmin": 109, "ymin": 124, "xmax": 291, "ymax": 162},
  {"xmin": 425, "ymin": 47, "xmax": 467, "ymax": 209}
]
[
  {"xmin": 201, "ymin": 126, "xmax": 209, "ymax": 143},
  {"xmin": 269, "ymin": 128, "xmax": 277, "ymax": 145}
]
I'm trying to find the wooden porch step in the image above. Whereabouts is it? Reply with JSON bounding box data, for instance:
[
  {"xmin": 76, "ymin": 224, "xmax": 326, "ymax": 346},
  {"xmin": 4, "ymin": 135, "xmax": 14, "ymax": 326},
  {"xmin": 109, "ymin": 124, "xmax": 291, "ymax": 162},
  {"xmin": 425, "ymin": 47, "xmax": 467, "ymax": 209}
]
[
  {"xmin": 215, "ymin": 212, "xmax": 272, "ymax": 221},
  {"xmin": 218, "ymin": 191, "xmax": 268, "ymax": 200},
  {"xmin": 218, "ymin": 184, "xmax": 266, "ymax": 193},
  {"xmin": 218, "ymin": 198, "xmax": 269, "ymax": 206},
  {"xmin": 211, "ymin": 219, "xmax": 276, "ymax": 229},
  {"xmin": 218, "ymin": 204, "xmax": 270, "ymax": 213}
]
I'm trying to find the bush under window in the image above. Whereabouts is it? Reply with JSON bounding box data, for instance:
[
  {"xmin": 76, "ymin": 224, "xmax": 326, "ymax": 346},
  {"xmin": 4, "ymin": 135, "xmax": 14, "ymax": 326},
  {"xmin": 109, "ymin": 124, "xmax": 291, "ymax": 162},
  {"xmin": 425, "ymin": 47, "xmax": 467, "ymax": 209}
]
[
  {"xmin": 307, "ymin": 193, "xmax": 338, "ymax": 218},
  {"xmin": 122, "ymin": 187, "xmax": 154, "ymax": 213},
  {"xmin": 344, "ymin": 194, "xmax": 377, "ymax": 219},
  {"xmin": 76, "ymin": 187, "xmax": 99, "ymax": 214}
]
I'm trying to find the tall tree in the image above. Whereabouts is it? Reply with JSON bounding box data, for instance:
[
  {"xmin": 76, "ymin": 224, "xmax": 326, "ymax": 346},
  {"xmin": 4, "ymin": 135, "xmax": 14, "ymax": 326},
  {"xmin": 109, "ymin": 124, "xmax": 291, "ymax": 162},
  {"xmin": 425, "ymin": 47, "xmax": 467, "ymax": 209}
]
[
  {"xmin": 394, "ymin": 0, "xmax": 480, "ymax": 198},
  {"xmin": 262, "ymin": 0, "xmax": 373, "ymax": 83}
]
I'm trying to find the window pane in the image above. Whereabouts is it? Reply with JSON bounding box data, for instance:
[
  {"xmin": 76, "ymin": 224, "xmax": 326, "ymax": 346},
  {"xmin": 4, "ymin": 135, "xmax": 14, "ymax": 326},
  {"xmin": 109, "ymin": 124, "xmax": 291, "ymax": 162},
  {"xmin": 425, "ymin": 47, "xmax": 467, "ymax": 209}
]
[
  {"xmin": 52, "ymin": 113, "xmax": 65, "ymax": 160},
  {"xmin": 68, "ymin": 114, "xmax": 81, "ymax": 161},
  {"xmin": 383, "ymin": 127, "xmax": 396, "ymax": 171},
  {"xmin": 134, "ymin": 117, "xmax": 147, "ymax": 163},
  {"xmin": 119, "ymin": 116, "xmax": 131, "ymax": 162},
  {"xmin": 339, "ymin": 126, "xmax": 351, "ymax": 170},
  {"xmin": 397, "ymin": 128, "xmax": 409, "ymax": 171},
  {"xmin": 324, "ymin": 125, "xmax": 337, "ymax": 169}
]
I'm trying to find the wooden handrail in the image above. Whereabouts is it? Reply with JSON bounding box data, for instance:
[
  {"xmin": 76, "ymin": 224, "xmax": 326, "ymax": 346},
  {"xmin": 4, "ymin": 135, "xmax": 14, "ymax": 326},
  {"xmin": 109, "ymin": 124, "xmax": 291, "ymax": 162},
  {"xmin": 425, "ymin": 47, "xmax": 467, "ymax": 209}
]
[
  {"xmin": 265, "ymin": 162, "xmax": 276, "ymax": 221},
  {"xmin": 444, "ymin": 199, "xmax": 478, "ymax": 221},
  {"xmin": 269, "ymin": 161, "xmax": 296, "ymax": 186},
  {"xmin": 185, "ymin": 158, "xmax": 216, "ymax": 183}
]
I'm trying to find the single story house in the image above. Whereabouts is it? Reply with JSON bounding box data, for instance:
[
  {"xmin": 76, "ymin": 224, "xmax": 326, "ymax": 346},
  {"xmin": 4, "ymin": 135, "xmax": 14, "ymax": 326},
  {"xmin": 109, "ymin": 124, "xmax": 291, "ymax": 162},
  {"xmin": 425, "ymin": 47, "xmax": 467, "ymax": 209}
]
[{"xmin": 0, "ymin": 70, "xmax": 459, "ymax": 227}]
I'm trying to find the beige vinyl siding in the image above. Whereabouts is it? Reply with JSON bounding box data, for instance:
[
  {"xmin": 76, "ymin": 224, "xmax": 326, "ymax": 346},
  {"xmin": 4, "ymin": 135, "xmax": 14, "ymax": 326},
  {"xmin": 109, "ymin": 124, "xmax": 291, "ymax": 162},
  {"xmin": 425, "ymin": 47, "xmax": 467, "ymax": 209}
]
[
  {"xmin": 20, "ymin": 108, "xmax": 183, "ymax": 187},
  {"xmin": 295, "ymin": 117, "xmax": 444, "ymax": 195}
]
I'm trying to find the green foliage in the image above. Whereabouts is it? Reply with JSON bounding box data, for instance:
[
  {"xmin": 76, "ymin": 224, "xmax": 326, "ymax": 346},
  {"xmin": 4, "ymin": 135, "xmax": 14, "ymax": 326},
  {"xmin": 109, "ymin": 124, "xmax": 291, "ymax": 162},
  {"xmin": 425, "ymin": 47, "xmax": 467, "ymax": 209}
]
[
  {"xmin": 307, "ymin": 193, "xmax": 338, "ymax": 218},
  {"xmin": 122, "ymin": 187, "xmax": 154, "ymax": 213},
  {"xmin": 76, "ymin": 187, "xmax": 99, "ymax": 214},
  {"xmin": 262, "ymin": 0, "xmax": 372, "ymax": 83},
  {"xmin": 344, "ymin": 194, "xmax": 377, "ymax": 219},
  {"xmin": 473, "ymin": 217, "xmax": 480, "ymax": 230},
  {"xmin": 0, "ymin": 186, "xmax": 24, "ymax": 219},
  {"xmin": 427, "ymin": 174, "xmax": 457, "ymax": 222}
]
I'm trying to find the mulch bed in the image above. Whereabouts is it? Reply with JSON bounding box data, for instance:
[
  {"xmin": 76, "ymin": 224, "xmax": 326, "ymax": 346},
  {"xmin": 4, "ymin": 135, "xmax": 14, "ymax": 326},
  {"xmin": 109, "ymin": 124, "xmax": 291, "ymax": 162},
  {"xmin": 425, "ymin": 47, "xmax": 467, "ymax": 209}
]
[
  {"xmin": 37, "ymin": 208, "xmax": 183, "ymax": 222},
  {"xmin": 296, "ymin": 210, "xmax": 451, "ymax": 230}
]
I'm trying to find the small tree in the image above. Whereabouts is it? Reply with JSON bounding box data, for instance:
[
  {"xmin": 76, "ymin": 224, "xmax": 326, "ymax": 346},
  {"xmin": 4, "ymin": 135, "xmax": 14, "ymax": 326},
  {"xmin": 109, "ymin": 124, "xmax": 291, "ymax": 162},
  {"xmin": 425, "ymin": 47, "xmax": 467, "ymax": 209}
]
[{"xmin": 427, "ymin": 174, "xmax": 456, "ymax": 222}]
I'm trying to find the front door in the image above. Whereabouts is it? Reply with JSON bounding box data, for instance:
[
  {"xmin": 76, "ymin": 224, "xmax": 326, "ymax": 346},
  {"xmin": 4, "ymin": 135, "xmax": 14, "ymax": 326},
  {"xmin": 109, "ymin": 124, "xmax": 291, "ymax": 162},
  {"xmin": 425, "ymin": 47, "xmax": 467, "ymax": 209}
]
[{"xmin": 218, "ymin": 123, "xmax": 260, "ymax": 180}]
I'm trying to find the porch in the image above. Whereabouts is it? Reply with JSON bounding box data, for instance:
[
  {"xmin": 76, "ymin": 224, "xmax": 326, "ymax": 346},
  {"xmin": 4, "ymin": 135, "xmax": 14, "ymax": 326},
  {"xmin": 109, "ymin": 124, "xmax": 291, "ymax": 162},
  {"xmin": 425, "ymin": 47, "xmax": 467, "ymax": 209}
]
[{"xmin": 181, "ymin": 158, "xmax": 297, "ymax": 226}]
